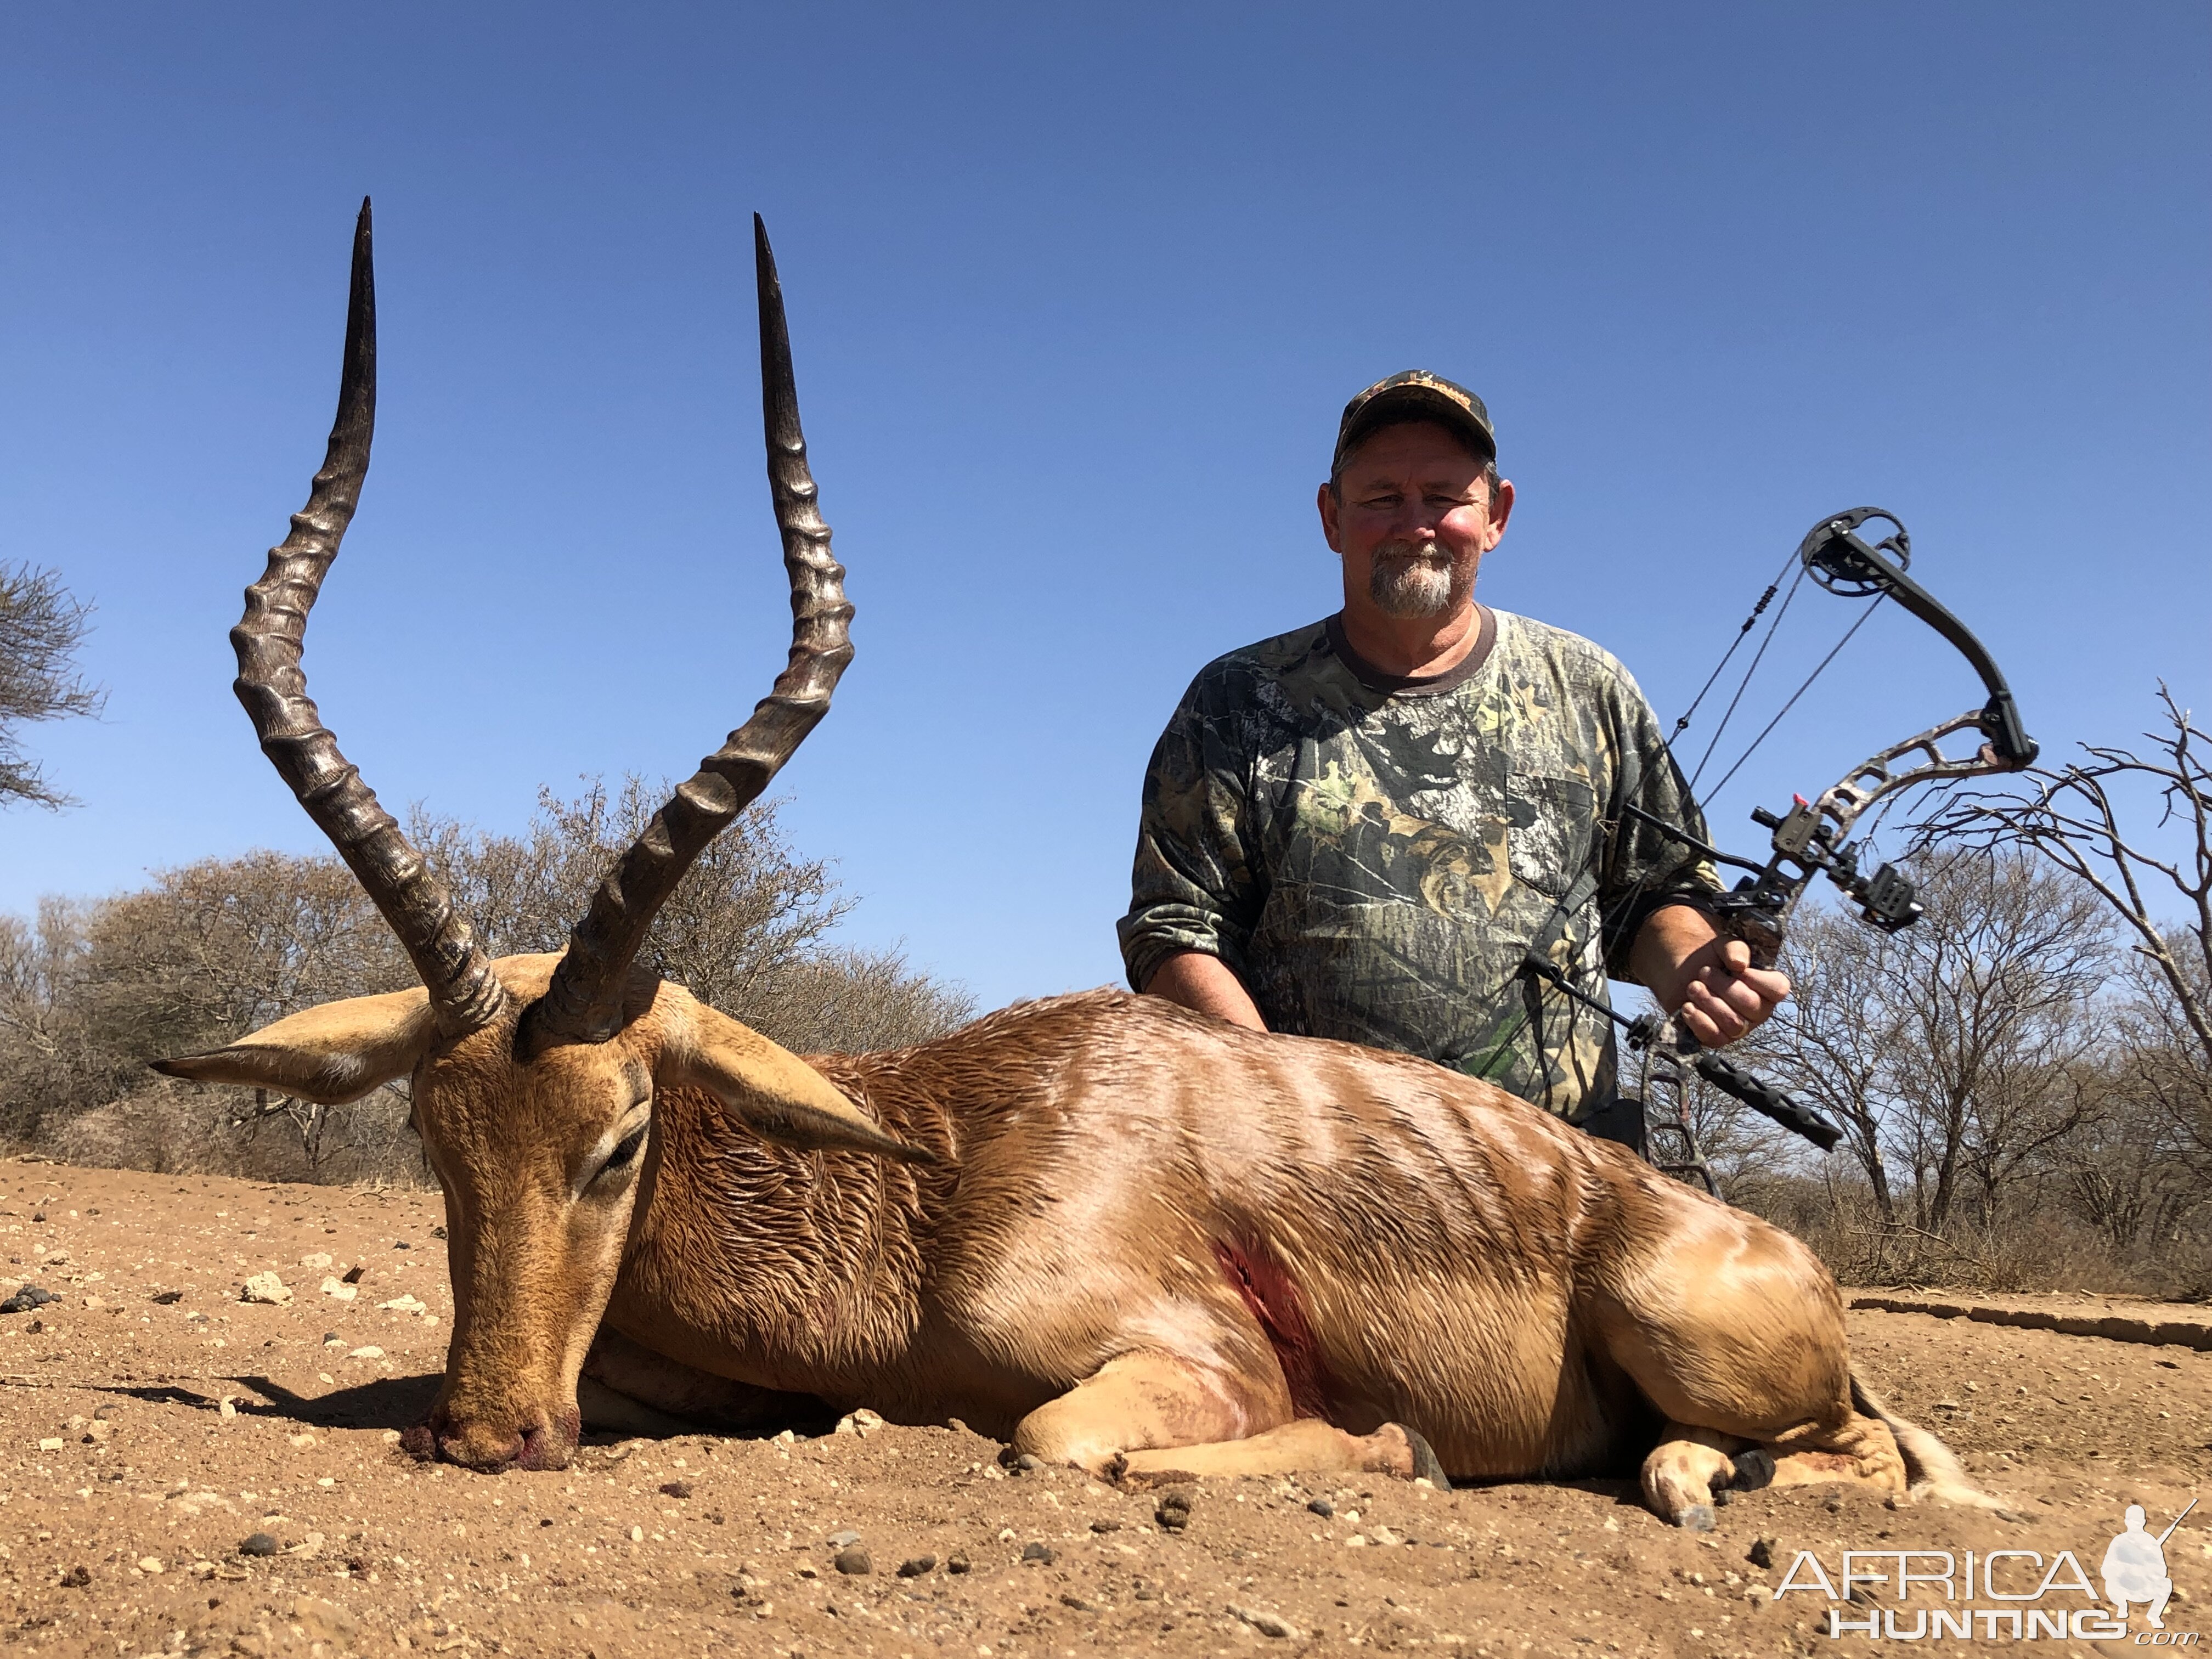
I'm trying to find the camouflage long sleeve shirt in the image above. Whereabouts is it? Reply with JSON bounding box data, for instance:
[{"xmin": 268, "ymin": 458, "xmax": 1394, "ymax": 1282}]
[{"xmin": 1118, "ymin": 609, "xmax": 1718, "ymax": 1118}]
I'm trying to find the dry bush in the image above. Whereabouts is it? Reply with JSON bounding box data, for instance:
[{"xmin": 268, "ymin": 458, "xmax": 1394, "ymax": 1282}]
[
  {"xmin": 0, "ymin": 780, "xmax": 971, "ymax": 1184},
  {"xmin": 0, "ymin": 561, "xmax": 104, "ymax": 809}
]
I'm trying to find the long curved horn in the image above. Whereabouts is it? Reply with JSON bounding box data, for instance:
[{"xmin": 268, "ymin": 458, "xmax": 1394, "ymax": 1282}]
[
  {"xmin": 232, "ymin": 199, "xmax": 508, "ymax": 1040},
  {"xmin": 527, "ymin": 216, "xmax": 853, "ymax": 1046}
]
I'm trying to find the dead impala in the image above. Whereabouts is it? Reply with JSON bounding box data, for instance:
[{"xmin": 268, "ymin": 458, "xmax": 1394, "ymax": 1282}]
[{"xmin": 157, "ymin": 202, "xmax": 1995, "ymax": 1529}]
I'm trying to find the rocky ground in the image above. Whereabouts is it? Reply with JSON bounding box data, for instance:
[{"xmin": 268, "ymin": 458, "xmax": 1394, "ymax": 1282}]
[{"xmin": 1, "ymin": 1156, "xmax": 2207, "ymax": 1658}]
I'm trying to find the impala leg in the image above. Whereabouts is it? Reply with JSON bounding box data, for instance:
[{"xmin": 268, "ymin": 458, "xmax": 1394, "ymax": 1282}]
[
  {"xmin": 1117, "ymin": 1418, "xmax": 1438, "ymax": 1486},
  {"xmin": 1012, "ymin": 1351, "xmax": 1442, "ymax": 1485},
  {"xmin": 1641, "ymin": 1422, "xmax": 1748, "ymax": 1532},
  {"xmin": 1013, "ymin": 1351, "xmax": 1285, "ymax": 1478},
  {"xmin": 1758, "ymin": 1413, "xmax": 1906, "ymax": 1494}
]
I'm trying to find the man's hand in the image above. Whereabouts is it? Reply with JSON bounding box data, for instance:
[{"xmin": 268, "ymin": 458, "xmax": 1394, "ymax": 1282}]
[{"xmin": 1629, "ymin": 905, "xmax": 1791, "ymax": 1047}]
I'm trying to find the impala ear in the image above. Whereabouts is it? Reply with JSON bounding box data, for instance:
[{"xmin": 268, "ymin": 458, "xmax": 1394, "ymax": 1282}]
[
  {"xmin": 660, "ymin": 994, "xmax": 933, "ymax": 1165},
  {"xmin": 151, "ymin": 987, "xmax": 438, "ymax": 1105}
]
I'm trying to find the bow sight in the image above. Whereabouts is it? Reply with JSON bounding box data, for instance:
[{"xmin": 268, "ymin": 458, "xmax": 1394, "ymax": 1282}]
[{"xmin": 1540, "ymin": 506, "xmax": 2043, "ymax": 1185}]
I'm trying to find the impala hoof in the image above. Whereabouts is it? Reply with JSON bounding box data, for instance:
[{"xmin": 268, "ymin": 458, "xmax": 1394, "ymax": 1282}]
[
  {"xmin": 1400, "ymin": 1426, "xmax": 1451, "ymax": 1490},
  {"xmin": 1730, "ymin": 1448, "xmax": 1776, "ymax": 1491},
  {"xmin": 1678, "ymin": 1503, "xmax": 1717, "ymax": 1532}
]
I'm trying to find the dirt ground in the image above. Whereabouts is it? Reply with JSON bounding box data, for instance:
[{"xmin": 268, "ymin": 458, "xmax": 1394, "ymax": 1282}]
[{"xmin": 1, "ymin": 1157, "xmax": 2206, "ymax": 1659}]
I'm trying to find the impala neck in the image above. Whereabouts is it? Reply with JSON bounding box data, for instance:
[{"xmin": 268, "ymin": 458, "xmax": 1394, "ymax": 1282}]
[{"xmin": 610, "ymin": 1063, "xmax": 943, "ymax": 1389}]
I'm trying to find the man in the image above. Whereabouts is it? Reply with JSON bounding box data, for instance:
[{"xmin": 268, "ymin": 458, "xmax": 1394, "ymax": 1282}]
[
  {"xmin": 2101, "ymin": 1505, "xmax": 2175, "ymax": 1629},
  {"xmin": 1117, "ymin": 371, "xmax": 1788, "ymax": 1134}
]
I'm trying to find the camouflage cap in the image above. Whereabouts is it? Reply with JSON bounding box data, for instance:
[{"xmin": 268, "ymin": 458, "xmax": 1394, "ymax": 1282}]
[{"xmin": 1333, "ymin": 370, "xmax": 1496, "ymax": 475}]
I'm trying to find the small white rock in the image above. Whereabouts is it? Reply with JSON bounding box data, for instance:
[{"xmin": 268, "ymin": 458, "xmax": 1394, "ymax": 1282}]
[
  {"xmin": 240, "ymin": 1272, "xmax": 291, "ymax": 1306},
  {"xmin": 347, "ymin": 1345, "xmax": 384, "ymax": 1361},
  {"xmin": 299, "ymin": 1252, "xmax": 333, "ymax": 1270},
  {"xmin": 137, "ymin": 1556, "xmax": 163, "ymax": 1575},
  {"xmin": 320, "ymin": 1276, "xmax": 357, "ymax": 1302},
  {"xmin": 377, "ymin": 1294, "xmax": 427, "ymax": 1314}
]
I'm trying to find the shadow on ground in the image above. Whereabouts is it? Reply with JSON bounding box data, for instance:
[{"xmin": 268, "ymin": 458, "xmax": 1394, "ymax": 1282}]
[{"xmin": 220, "ymin": 1371, "xmax": 441, "ymax": 1430}]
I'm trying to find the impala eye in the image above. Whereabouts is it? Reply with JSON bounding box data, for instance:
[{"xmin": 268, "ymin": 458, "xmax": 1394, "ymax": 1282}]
[{"xmin": 599, "ymin": 1125, "xmax": 648, "ymax": 1180}]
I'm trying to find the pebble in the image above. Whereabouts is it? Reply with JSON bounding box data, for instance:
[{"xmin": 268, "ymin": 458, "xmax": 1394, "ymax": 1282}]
[
  {"xmin": 897, "ymin": 1555, "xmax": 936, "ymax": 1577},
  {"xmin": 1013, "ymin": 1452, "xmax": 1043, "ymax": 1472},
  {"xmin": 1307, "ymin": 1497, "xmax": 1335, "ymax": 1517},
  {"xmin": 59, "ymin": 1565, "xmax": 90, "ymax": 1587},
  {"xmin": 0, "ymin": 1284, "xmax": 58, "ymax": 1314},
  {"xmin": 1155, "ymin": 1490, "xmax": 1193, "ymax": 1532},
  {"xmin": 1088, "ymin": 1519, "xmax": 1121, "ymax": 1533},
  {"xmin": 239, "ymin": 1533, "xmax": 280, "ymax": 1558},
  {"xmin": 1748, "ymin": 1537, "xmax": 1776, "ymax": 1570},
  {"xmin": 319, "ymin": 1277, "xmax": 357, "ymax": 1302},
  {"xmin": 1020, "ymin": 1543, "xmax": 1055, "ymax": 1565},
  {"xmin": 833, "ymin": 1547, "xmax": 872, "ymax": 1576},
  {"xmin": 151, "ymin": 1290, "xmax": 183, "ymax": 1306},
  {"xmin": 347, "ymin": 1346, "xmax": 384, "ymax": 1360},
  {"xmin": 137, "ymin": 1556, "xmax": 163, "ymax": 1575},
  {"xmin": 946, "ymin": 1553, "xmax": 972, "ymax": 1574},
  {"xmin": 658, "ymin": 1480, "xmax": 692, "ymax": 1499},
  {"xmin": 827, "ymin": 1528, "xmax": 861, "ymax": 1548},
  {"xmin": 239, "ymin": 1272, "xmax": 291, "ymax": 1306},
  {"xmin": 1228, "ymin": 1604, "xmax": 1300, "ymax": 1640}
]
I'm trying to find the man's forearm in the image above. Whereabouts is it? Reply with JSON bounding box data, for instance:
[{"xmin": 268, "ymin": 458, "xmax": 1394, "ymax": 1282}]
[
  {"xmin": 1140, "ymin": 950, "xmax": 1268, "ymax": 1031},
  {"xmin": 1627, "ymin": 901, "xmax": 1723, "ymax": 991}
]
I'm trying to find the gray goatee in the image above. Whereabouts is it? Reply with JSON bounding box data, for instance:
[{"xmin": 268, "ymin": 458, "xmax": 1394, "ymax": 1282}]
[{"xmin": 1368, "ymin": 539, "xmax": 1467, "ymax": 619}]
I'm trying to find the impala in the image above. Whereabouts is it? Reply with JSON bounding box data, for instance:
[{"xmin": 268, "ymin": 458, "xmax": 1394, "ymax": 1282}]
[{"xmin": 159, "ymin": 203, "xmax": 1993, "ymax": 1530}]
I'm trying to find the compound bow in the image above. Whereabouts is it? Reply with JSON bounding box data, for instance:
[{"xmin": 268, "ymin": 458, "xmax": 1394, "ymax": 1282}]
[{"xmin": 1524, "ymin": 507, "xmax": 2040, "ymax": 1188}]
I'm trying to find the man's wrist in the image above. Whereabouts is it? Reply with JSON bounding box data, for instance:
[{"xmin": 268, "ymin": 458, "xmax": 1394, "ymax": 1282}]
[{"xmin": 1628, "ymin": 901, "xmax": 1721, "ymax": 995}]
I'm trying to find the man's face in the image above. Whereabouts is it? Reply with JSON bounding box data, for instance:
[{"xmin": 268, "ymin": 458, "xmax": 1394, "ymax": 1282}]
[{"xmin": 1318, "ymin": 421, "xmax": 1512, "ymax": 622}]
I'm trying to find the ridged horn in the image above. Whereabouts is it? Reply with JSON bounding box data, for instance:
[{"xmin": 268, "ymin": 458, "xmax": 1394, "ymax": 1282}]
[
  {"xmin": 232, "ymin": 198, "xmax": 508, "ymax": 1040},
  {"xmin": 527, "ymin": 215, "xmax": 853, "ymax": 1046}
]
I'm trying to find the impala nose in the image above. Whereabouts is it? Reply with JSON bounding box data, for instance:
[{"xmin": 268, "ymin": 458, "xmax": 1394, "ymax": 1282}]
[{"xmin": 403, "ymin": 1405, "xmax": 577, "ymax": 1471}]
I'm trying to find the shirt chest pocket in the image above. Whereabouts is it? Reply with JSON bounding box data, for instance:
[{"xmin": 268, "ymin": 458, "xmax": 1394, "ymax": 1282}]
[{"xmin": 1504, "ymin": 771, "xmax": 1599, "ymax": 901}]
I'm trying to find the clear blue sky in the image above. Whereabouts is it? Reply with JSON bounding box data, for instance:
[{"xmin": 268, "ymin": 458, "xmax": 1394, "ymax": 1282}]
[{"xmin": 2, "ymin": 4, "xmax": 2205, "ymax": 1011}]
